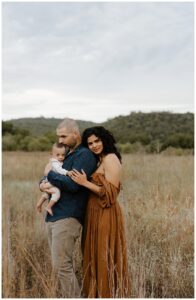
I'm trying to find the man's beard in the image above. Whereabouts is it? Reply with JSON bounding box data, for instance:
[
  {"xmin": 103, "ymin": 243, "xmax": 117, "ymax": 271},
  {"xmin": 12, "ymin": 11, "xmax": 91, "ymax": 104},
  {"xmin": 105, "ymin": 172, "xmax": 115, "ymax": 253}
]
[{"xmin": 63, "ymin": 139, "xmax": 77, "ymax": 152}]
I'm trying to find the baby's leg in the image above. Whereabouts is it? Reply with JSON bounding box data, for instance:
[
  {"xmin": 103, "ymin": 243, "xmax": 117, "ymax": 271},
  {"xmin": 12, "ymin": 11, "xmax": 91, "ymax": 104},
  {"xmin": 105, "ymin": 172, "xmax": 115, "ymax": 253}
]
[
  {"xmin": 40, "ymin": 181, "xmax": 54, "ymax": 193},
  {"xmin": 45, "ymin": 187, "xmax": 61, "ymax": 216},
  {"xmin": 36, "ymin": 192, "xmax": 49, "ymax": 213}
]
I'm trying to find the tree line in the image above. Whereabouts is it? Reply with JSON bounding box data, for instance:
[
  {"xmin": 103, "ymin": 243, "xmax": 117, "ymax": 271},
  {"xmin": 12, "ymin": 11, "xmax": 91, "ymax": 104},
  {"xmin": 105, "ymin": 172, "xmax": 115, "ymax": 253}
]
[{"xmin": 2, "ymin": 112, "xmax": 194, "ymax": 153}]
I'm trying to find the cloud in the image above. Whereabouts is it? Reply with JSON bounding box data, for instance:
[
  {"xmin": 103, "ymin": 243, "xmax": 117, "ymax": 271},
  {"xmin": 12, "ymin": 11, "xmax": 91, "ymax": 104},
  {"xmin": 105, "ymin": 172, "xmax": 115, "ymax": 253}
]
[{"xmin": 2, "ymin": 2, "xmax": 194, "ymax": 121}]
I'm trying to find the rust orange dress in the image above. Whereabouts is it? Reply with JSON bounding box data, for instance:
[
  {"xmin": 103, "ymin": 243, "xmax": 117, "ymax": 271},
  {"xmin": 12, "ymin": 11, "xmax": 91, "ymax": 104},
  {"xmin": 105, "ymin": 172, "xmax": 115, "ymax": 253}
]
[{"xmin": 82, "ymin": 173, "xmax": 130, "ymax": 298}]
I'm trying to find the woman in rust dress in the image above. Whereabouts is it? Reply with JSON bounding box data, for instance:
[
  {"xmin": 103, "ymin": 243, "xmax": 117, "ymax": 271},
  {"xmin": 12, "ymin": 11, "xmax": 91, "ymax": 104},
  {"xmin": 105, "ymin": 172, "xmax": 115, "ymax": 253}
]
[{"xmin": 71, "ymin": 126, "xmax": 130, "ymax": 298}]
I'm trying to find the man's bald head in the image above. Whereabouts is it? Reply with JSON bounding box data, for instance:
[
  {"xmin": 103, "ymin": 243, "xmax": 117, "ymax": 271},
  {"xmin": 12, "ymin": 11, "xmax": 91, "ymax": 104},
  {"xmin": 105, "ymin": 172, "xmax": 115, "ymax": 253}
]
[
  {"xmin": 57, "ymin": 118, "xmax": 80, "ymax": 134},
  {"xmin": 56, "ymin": 118, "xmax": 81, "ymax": 150}
]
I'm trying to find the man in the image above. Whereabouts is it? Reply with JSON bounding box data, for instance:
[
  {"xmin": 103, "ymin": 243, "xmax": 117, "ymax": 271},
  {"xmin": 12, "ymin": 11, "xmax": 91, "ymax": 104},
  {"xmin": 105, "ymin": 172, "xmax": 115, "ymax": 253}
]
[{"xmin": 40, "ymin": 118, "xmax": 97, "ymax": 297}]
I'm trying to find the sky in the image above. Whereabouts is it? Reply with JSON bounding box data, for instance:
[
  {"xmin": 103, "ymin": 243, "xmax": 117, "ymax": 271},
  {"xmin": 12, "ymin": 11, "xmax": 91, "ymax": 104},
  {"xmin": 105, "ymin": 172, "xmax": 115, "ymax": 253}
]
[{"xmin": 2, "ymin": 2, "xmax": 194, "ymax": 122}]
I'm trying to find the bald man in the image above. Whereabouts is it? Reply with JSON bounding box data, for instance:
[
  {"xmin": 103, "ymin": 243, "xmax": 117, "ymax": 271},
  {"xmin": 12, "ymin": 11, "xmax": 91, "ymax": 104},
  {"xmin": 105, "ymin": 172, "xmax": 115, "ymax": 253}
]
[{"xmin": 40, "ymin": 118, "xmax": 97, "ymax": 297}]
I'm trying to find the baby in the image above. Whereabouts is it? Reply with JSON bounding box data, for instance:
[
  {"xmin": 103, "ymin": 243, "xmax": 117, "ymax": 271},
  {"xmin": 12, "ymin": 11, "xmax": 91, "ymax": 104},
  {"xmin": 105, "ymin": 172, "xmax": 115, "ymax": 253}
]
[{"xmin": 37, "ymin": 142, "xmax": 72, "ymax": 216}]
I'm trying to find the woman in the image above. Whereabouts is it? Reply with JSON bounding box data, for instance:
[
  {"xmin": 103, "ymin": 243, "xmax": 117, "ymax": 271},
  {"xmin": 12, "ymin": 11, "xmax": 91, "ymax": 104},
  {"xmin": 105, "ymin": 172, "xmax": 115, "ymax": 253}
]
[{"xmin": 71, "ymin": 126, "xmax": 130, "ymax": 298}]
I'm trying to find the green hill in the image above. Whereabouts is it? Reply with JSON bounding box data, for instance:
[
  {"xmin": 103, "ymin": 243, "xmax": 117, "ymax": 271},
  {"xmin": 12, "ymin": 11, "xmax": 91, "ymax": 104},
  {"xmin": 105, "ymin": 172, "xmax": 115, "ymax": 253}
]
[
  {"xmin": 103, "ymin": 111, "xmax": 194, "ymax": 145},
  {"xmin": 3, "ymin": 112, "xmax": 194, "ymax": 152},
  {"xmin": 10, "ymin": 117, "xmax": 96, "ymax": 136}
]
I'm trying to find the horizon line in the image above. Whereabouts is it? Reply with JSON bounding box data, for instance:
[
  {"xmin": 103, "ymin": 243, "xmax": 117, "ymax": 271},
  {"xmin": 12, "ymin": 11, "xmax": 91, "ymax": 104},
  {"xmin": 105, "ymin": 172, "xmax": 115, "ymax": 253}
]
[{"xmin": 2, "ymin": 110, "xmax": 194, "ymax": 123}]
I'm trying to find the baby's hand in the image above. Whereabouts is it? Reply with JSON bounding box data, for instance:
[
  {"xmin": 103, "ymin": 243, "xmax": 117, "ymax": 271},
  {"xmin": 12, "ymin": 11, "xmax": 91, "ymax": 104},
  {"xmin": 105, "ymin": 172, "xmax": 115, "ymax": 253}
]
[{"xmin": 67, "ymin": 170, "xmax": 74, "ymax": 177}]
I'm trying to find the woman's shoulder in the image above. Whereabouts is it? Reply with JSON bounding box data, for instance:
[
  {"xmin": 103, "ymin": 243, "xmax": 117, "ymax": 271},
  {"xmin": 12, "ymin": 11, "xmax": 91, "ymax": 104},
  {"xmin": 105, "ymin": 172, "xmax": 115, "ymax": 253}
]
[
  {"xmin": 102, "ymin": 154, "xmax": 121, "ymax": 188},
  {"xmin": 104, "ymin": 153, "xmax": 120, "ymax": 161},
  {"xmin": 103, "ymin": 154, "xmax": 121, "ymax": 168}
]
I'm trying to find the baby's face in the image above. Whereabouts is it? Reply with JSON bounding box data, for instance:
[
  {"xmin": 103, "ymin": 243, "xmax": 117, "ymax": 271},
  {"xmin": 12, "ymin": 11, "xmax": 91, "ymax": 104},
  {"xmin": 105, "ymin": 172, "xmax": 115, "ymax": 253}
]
[{"xmin": 52, "ymin": 147, "xmax": 66, "ymax": 162}]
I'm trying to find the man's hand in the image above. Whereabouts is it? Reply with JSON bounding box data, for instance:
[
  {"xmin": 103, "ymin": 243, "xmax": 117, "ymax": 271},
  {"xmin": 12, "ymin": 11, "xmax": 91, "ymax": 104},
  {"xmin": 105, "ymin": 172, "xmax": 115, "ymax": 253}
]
[{"xmin": 44, "ymin": 162, "xmax": 52, "ymax": 176}]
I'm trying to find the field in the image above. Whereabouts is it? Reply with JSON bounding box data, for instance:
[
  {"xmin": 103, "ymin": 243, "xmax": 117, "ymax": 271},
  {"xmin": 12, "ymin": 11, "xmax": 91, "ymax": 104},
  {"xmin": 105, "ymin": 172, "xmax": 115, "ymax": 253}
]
[{"xmin": 2, "ymin": 152, "xmax": 194, "ymax": 298}]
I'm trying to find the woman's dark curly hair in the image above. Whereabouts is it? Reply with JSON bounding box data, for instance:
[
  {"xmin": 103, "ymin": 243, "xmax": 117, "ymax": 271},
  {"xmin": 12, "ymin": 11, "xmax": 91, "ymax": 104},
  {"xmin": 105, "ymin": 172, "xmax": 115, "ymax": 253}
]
[{"xmin": 82, "ymin": 126, "xmax": 122, "ymax": 163}]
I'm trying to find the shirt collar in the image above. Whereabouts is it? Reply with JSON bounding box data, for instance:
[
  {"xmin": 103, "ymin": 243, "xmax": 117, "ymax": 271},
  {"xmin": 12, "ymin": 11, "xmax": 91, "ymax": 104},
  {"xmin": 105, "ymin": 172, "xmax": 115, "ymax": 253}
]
[{"xmin": 66, "ymin": 144, "xmax": 83, "ymax": 157}]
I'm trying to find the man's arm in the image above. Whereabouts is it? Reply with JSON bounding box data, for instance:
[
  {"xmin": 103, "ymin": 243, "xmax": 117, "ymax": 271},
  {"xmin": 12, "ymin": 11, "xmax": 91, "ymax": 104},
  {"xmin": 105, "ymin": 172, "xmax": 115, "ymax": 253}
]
[{"xmin": 47, "ymin": 150, "xmax": 97, "ymax": 193}]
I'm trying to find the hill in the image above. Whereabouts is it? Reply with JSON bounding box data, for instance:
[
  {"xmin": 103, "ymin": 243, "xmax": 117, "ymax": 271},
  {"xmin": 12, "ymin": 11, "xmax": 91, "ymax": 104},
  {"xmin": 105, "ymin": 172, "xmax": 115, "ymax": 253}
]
[
  {"xmin": 8, "ymin": 112, "xmax": 194, "ymax": 140},
  {"xmin": 10, "ymin": 117, "xmax": 96, "ymax": 136},
  {"xmin": 3, "ymin": 112, "xmax": 194, "ymax": 152},
  {"xmin": 103, "ymin": 111, "xmax": 194, "ymax": 144}
]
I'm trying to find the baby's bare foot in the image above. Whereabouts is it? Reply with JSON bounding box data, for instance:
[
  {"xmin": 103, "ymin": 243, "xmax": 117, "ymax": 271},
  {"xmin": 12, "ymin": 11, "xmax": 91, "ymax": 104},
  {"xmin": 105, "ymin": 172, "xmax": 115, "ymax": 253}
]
[{"xmin": 45, "ymin": 207, "xmax": 53, "ymax": 216}]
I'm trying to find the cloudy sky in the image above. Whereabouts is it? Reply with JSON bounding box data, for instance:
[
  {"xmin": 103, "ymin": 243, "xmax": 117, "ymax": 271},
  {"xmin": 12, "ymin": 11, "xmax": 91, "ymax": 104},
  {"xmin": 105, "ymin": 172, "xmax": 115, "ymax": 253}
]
[{"xmin": 2, "ymin": 2, "xmax": 194, "ymax": 122}]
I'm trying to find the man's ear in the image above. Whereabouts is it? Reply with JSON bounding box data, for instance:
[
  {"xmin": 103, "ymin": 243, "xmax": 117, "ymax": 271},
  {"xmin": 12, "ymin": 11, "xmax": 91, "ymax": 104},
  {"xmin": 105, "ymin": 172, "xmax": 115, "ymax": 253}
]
[{"xmin": 73, "ymin": 127, "xmax": 79, "ymax": 136}]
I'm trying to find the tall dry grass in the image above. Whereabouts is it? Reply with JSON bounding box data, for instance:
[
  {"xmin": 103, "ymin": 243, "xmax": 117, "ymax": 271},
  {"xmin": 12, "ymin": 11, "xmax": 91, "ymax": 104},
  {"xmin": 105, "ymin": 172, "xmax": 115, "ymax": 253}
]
[{"xmin": 2, "ymin": 152, "xmax": 194, "ymax": 298}]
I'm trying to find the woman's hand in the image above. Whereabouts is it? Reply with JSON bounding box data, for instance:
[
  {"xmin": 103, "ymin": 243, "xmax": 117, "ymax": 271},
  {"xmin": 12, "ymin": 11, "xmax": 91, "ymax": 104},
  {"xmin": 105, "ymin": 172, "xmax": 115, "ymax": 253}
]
[{"xmin": 71, "ymin": 169, "xmax": 88, "ymax": 186}]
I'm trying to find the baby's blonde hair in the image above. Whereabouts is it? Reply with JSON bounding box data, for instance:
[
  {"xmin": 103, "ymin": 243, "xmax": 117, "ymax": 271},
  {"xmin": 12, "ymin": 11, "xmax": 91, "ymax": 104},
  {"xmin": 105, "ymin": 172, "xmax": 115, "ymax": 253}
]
[{"xmin": 52, "ymin": 142, "xmax": 66, "ymax": 152}]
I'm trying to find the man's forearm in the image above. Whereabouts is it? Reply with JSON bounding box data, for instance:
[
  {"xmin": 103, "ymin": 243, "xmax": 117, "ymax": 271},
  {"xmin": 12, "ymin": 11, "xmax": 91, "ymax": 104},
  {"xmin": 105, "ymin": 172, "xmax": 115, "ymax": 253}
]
[{"xmin": 47, "ymin": 170, "xmax": 80, "ymax": 193}]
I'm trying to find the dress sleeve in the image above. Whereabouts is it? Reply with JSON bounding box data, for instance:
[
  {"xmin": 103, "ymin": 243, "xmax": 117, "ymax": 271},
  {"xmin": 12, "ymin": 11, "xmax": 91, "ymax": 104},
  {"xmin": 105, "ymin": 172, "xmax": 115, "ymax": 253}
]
[{"xmin": 91, "ymin": 174, "xmax": 119, "ymax": 208}]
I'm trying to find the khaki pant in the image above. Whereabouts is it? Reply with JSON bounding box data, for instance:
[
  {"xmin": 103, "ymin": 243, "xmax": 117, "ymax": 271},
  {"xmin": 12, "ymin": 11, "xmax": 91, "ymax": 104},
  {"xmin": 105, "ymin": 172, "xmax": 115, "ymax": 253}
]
[{"xmin": 46, "ymin": 218, "xmax": 82, "ymax": 298}]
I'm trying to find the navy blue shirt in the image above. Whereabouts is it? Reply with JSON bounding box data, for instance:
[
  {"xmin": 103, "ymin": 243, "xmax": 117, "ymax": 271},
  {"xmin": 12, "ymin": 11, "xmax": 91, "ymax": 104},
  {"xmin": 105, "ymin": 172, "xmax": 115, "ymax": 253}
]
[{"xmin": 45, "ymin": 144, "xmax": 97, "ymax": 224}]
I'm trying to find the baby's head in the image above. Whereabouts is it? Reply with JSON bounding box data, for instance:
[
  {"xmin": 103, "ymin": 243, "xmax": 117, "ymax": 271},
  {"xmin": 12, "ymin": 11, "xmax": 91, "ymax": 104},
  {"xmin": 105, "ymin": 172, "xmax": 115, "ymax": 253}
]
[{"xmin": 51, "ymin": 143, "xmax": 67, "ymax": 162}]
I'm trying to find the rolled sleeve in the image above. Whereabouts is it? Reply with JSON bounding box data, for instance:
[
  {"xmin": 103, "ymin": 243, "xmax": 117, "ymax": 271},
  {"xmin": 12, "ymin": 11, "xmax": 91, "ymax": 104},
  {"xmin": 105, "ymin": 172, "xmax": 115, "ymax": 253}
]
[{"xmin": 47, "ymin": 171, "xmax": 79, "ymax": 192}]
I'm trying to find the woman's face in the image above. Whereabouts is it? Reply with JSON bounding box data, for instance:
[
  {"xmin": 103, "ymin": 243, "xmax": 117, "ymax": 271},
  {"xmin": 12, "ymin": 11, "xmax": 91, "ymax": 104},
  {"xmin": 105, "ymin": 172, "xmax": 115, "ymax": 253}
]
[{"xmin": 87, "ymin": 134, "xmax": 103, "ymax": 155}]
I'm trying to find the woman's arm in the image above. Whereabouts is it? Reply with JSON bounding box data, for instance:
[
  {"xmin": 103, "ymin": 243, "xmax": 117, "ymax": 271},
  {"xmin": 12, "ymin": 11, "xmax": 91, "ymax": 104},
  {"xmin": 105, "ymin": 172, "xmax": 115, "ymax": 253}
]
[
  {"xmin": 46, "ymin": 150, "xmax": 97, "ymax": 193},
  {"xmin": 71, "ymin": 154, "xmax": 121, "ymax": 193},
  {"xmin": 71, "ymin": 169, "xmax": 102, "ymax": 195},
  {"xmin": 103, "ymin": 154, "xmax": 121, "ymax": 188}
]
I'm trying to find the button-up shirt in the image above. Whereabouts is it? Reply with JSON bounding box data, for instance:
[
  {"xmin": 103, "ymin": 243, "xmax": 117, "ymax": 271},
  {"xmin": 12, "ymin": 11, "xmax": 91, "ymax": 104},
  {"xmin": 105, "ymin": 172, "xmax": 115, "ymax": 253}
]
[{"xmin": 46, "ymin": 144, "xmax": 97, "ymax": 224}]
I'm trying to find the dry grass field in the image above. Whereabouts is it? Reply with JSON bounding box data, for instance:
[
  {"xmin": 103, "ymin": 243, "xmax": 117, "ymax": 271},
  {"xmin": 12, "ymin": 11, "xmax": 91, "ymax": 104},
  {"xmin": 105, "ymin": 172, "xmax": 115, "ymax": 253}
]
[{"xmin": 2, "ymin": 151, "xmax": 194, "ymax": 298}]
